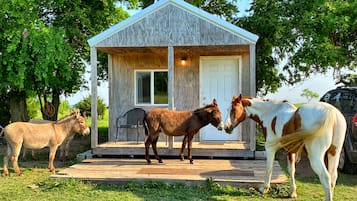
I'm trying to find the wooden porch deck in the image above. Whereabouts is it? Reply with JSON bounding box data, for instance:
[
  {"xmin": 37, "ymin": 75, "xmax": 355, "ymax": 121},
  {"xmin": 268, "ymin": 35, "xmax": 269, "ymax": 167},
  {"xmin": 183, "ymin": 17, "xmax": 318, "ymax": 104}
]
[
  {"xmin": 52, "ymin": 158, "xmax": 287, "ymax": 187},
  {"xmin": 91, "ymin": 141, "xmax": 258, "ymax": 159}
]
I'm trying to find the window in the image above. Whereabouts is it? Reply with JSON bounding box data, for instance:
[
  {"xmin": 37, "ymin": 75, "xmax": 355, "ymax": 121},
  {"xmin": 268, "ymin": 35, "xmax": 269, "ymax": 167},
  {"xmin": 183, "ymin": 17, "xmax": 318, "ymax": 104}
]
[{"xmin": 135, "ymin": 70, "xmax": 168, "ymax": 105}]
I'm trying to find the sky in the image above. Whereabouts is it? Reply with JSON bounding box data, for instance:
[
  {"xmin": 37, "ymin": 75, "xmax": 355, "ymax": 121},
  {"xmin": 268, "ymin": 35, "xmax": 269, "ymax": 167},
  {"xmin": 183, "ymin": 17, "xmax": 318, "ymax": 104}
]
[{"xmin": 63, "ymin": 0, "xmax": 338, "ymax": 106}]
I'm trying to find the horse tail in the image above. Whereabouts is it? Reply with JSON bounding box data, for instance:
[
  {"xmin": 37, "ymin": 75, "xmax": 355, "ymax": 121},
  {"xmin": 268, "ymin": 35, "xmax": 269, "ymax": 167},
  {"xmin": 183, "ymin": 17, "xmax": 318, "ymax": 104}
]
[
  {"xmin": 143, "ymin": 113, "xmax": 149, "ymax": 136},
  {"xmin": 270, "ymin": 107, "xmax": 336, "ymax": 154}
]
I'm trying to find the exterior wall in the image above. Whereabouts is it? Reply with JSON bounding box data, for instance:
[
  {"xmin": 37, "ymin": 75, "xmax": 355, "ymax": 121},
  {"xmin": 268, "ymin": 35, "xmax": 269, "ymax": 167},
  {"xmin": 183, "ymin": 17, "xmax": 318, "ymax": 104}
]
[{"xmin": 108, "ymin": 47, "xmax": 252, "ymax": 146}]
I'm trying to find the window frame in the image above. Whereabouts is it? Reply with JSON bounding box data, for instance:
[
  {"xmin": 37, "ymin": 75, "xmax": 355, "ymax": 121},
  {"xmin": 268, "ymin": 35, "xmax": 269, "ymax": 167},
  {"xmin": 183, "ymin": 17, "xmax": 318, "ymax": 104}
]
[{"xmin": 134, "ymin": 69, "xmax": 168, "ymax": 106}]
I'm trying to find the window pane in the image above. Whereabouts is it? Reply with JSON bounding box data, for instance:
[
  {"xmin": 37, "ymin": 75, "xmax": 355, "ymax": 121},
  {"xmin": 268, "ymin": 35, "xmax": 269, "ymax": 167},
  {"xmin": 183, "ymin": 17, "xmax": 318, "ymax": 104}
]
[
  {"xmin": 154, "ymin": 72, "xmax": 168, "ymax": 104},
  {"xmin": 136, "ymin": 72, "xmax": 151, "ymax": 104}
]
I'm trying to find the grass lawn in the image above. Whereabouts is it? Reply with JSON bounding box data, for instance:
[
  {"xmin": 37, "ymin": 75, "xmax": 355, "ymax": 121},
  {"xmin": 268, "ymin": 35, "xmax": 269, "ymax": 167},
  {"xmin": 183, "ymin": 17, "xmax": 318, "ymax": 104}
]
[{"xmin": 0, "ymin": 167, "xmax": 356, "ymax": 201}]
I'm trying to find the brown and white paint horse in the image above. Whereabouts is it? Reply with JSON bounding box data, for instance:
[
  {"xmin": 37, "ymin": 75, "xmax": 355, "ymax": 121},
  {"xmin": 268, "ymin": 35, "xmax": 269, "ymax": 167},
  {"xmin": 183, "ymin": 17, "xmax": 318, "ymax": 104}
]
[
  {"xmin": 225, "ymin": 94, "xmax": 346, "ymax": 201},
  {"xmin": 144, "ymin": 99, "xmax": 224, "ymax": 164}
]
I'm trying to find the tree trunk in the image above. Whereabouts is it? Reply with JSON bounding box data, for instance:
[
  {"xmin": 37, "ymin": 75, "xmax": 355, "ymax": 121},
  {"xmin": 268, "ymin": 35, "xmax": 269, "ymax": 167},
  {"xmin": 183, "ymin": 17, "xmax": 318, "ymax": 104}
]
[
  {"xmin": 8, "ymin": 90, "xmax": 29, "ymax": 122},
  {"xmin": 40, "ymin": 90, "xmax": 60, "ymax": 121},
  {"xmin": 51, "ymin": 89, "xmax": 60, "ymax": 121}
]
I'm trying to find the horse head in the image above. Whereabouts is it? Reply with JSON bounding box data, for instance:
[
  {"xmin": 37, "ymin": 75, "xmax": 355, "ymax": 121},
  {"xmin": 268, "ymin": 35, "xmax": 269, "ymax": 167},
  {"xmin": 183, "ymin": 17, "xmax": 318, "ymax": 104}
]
[
  {"xmin": 224, "ymin": 94, "xmax": 250, "ymax": 134},
  {"xmin": 205, "ymin": 99, "xmax": 224, "ymax": 130}
]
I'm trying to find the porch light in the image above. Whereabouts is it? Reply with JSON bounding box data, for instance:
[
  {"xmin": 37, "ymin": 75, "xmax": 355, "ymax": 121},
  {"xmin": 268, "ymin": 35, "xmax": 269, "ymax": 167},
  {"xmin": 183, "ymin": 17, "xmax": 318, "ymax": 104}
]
[{"xmin": 180, "ymin": 55, "xmax": 187, "ymax": 65}]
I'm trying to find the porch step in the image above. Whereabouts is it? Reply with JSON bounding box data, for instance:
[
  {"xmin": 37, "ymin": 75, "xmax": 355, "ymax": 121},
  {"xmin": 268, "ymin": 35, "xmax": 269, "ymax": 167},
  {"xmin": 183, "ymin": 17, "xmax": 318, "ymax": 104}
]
[{"xmin": 92, "ymin": 141, "xmax": 258, "ymax": 159}]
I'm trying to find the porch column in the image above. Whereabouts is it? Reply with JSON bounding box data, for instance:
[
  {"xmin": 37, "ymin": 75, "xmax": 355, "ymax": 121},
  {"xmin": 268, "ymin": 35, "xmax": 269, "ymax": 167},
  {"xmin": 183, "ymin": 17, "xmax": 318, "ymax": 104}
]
[
  {"xmin": 90, "ymin": 46, "xmax": 98, "ymax": 149},
  {"xmin": 249, "ymin": 44, "xmax": 256, "ymax": 152},
  {"xmin": 167, "ymin": 46, "xmax": 174, "ymax": 149}
]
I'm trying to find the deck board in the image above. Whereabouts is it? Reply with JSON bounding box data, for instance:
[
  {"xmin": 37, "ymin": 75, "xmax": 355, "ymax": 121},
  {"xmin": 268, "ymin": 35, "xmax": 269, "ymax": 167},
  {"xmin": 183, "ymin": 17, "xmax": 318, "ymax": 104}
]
[
  {"xmin": 92, "ymin": 141, "xmax": 255, "ymax": 158},
  {"xmin": 52, "ymin": 158, "xmax": 287, "ymax": 187}
]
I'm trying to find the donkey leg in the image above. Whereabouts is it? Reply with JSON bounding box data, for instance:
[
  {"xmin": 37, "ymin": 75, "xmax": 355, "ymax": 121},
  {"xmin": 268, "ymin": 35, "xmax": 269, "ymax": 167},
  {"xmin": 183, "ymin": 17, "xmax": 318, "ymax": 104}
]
[
  {"xmin": 11, "ymin": 144, "xmax": 23, "ymax": 176},
  {"xmin": 48, "ymin": 146, "xmax": 59, "ymax": 174},
  {"xmin": 145, "ymin": 135, "xmax": 153, "ymax": 164},
  {"xmin": 179, "ymin": 135, "xmax": 188, "ymax": 161},
  {"xmin": 3, "ymin": 144, "xmax": 11, "ymax": 176},
  {"xmin": 152, "ymin": 136, "xmax": 163, "ymax": 163},
  {"xmin": 287, "ymin": 153, "xmax": 297, "ymax": 198},
  {"xmin": 187, "ymin": 135, "xmax": 194, "ymax": 164}
]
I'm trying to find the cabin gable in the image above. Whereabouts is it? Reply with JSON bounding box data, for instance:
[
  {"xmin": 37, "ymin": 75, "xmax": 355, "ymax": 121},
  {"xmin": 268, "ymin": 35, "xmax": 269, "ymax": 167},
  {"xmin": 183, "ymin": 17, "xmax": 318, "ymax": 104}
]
[{"xmin": 94, "ymin": 4, "xmax": 253, "ymax": 47}]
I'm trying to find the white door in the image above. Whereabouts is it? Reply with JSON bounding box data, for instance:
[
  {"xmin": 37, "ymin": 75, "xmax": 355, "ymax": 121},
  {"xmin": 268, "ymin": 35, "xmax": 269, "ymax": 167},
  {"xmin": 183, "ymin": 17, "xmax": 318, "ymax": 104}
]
[{"xmin": 200, "ymin": 56, "xmax": 241, "ymax": 141}]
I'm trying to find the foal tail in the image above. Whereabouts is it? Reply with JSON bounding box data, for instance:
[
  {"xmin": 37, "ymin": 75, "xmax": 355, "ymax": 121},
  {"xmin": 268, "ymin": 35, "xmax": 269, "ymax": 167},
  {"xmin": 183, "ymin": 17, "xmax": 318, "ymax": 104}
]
[{"xmin": 270, "ymin": 107, "xmax": 336, "ymax": 154}]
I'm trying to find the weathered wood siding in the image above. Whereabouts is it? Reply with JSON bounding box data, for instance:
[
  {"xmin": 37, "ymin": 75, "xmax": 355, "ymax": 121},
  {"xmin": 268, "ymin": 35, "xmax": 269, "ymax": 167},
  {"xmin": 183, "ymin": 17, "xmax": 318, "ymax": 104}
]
[
  {"xmin": 108, "ymin": 47, "xmax": 252, "ymax": 146},
  {"xmin": 96, "ymin": 5, "xmax": 252, "ymax": 48}
]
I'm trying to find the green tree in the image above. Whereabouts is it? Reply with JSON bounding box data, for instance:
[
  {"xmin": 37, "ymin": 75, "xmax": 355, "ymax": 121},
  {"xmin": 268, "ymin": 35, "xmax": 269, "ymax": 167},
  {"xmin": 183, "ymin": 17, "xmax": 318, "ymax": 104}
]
[
  {"xmin": 0, "ymin": 0, "xmax": 129, "ymax": 121},
  {"xmin": 75, "ymin": 96, "xmax": 107, "ymax": 119},
  {"xmin": 301, "ymin": 89, "xmax": 319, "ymax": 102},
  {"xmin": 237, "ymin": 0, "xmax": 357, "ymax": 94}
]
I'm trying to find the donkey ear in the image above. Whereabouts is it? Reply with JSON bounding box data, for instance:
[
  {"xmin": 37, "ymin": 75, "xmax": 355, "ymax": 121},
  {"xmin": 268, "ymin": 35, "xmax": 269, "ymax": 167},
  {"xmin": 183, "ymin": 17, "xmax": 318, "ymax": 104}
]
[{"xmin": 212, "ymin": 98, "xmax": 217, "ymax": 106}]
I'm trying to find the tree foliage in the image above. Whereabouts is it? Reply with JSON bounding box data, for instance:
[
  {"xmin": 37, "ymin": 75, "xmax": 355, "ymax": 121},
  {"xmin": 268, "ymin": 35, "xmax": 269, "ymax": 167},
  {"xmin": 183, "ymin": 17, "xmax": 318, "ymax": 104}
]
[
  {"xmin": 0, "ymin": 0, "xmax": 129, "ymax": 121},
  {"xmin": 300, "ymin": 89, "xmax": 319, "ymax": 102},
  {"xmin": 74, "ymin": 96, "xmax": 107, "ymax": 119},
  {"xmin": 236, "ymin": 0, "xmax": 357, "ymax": 94}
]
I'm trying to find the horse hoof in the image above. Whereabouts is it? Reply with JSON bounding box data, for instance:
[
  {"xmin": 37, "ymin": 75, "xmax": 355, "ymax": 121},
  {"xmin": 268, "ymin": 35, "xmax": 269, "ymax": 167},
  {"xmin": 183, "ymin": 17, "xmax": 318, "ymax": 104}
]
[
  {"xmin": 190, "ymin": 160, "xmax": 194, "ymax": 164},
  {"xmin": 146, "ymin": 160, "xmax": 151, "ymax": 164},
  {"xmin": 158, "ymin": 159, "xmax": 163, "ymax": 163}
]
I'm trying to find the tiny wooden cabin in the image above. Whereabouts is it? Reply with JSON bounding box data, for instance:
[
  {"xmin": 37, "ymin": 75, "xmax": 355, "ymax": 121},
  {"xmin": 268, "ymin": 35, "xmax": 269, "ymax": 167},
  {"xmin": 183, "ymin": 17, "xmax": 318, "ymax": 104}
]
[{"xmin": 88, "ymin": 0, "xmax": 259, "ymax": 158}]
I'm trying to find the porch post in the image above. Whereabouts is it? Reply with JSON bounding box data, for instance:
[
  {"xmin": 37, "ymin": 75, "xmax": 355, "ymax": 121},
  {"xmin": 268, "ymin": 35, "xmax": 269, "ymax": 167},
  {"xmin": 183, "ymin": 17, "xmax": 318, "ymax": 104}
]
[
  {"xmin": 167, "ymin": 46, "xmax": 174, "ymax": 149},
  {"xmin": 90, "ymin": 46, "xmax": 98, "ymax": 149},
  {"xmin": 249, "ymin": 44, "xmax": 256, "ymax": 152}
]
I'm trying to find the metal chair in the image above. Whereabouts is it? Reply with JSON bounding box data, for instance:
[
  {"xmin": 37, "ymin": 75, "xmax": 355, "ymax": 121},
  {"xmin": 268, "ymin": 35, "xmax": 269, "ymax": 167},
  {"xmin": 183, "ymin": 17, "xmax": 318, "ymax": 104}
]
[{"xmin": 116, "ymin": 108, "xmax": 146, "ymax": 143}]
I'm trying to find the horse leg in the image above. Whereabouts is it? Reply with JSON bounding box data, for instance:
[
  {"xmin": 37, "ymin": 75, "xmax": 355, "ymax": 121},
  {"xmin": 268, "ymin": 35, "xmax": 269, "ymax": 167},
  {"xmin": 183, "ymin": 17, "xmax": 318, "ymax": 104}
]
[
  {"xmin": 259, "ymin": 145, "xmax": 277, "ymax": 194},
  {"xmin": 187, "ymin": 135, "xmax": 195, "ymax": 164},
  {"xmin": 306, "ymin": 143, "xmax": 332, "ymax": 201},
  {"xmin": 328, "ymin": 115, "xmax": 347, "ymax": 194},
  {"xmin": 180, "ymin": 135, "xmax": 188, "ymax": 161},
  {"xmin": 48, "ymin": 146, "xmax": 59, "ymax": 174},
  {"xmin": 3, "ymin": 144, "xmax": 11, "ymax": 176},
  {"xmin": 152, "ymin": 136, "xmax": 163, "ymax": 163},
  {"xmin": 287, "ymin": 153, "xmax": 297, "ymax": 198}
]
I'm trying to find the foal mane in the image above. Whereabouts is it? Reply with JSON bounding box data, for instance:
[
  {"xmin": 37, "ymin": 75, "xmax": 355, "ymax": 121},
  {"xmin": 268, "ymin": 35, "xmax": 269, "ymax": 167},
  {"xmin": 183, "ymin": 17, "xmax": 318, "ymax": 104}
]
[{"xmin": 193, "ymin": 103, "xmax": 215, "ymax": 113}]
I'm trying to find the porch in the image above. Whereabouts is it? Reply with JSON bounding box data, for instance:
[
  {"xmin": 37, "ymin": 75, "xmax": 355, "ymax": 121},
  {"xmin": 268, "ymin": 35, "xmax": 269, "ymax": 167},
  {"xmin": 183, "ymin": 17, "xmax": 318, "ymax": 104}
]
[{"xmin": 52, "ymin": 158, "xmax": 287, "ymax": 186}]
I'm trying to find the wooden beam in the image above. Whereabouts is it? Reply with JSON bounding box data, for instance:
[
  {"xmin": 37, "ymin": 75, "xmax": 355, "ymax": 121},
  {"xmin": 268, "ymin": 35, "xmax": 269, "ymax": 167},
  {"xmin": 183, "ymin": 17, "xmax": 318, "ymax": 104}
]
[
  {"xmin": 249, "ymin": 44, "xmax": 256, "ymax": 152},
  {"xmin": 90, "ymin": 47, "xmax": 98, "ymax": 149},
  {"xmin": 167, "ymin": 46, "xmax": 174, "ymax": 149}
]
